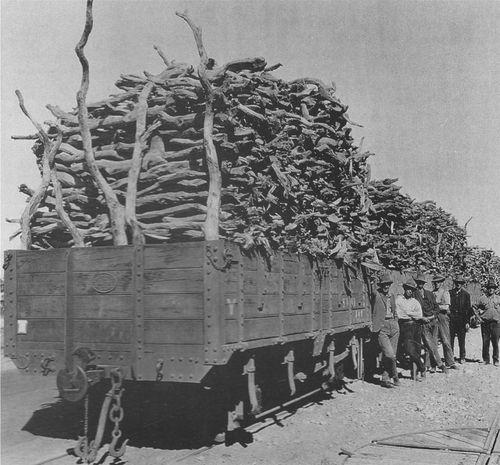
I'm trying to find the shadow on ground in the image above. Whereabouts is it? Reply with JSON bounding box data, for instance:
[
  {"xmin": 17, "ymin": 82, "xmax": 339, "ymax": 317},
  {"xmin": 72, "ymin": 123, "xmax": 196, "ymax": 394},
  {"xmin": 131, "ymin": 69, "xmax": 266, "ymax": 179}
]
[{"xmin": 22, "ymin": 380, "xmax": 339, "ymax": 451}]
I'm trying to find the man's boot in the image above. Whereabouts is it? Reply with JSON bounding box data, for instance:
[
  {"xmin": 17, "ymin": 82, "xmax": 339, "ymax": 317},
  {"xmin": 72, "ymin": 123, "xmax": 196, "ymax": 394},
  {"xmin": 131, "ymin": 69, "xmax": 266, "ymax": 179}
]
[
  {"xmin": 391, "ymin": 359, "xmax": 400, "ymax": 386},
  {"xmin": 381, "ymin": 370, "xmax": 394, "ymax": 388}
]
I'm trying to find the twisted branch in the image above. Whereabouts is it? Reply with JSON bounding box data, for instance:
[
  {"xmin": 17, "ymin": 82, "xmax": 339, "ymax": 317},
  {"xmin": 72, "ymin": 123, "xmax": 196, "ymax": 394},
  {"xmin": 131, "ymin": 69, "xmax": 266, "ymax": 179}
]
[
  {"xmin": 176, "ymin": 10, "xmax": 221, "ymax": 240},
  {"xmin": 75, "ymin": 0, "xmax": 127, "ymax": 245}
]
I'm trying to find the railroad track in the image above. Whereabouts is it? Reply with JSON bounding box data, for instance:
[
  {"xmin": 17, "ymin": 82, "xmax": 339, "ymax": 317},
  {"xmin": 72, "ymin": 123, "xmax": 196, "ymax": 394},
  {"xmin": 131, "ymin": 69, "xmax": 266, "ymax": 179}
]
[{"xmin": 28, "ymin": 386, "xmax": 327, "ymax": 465}]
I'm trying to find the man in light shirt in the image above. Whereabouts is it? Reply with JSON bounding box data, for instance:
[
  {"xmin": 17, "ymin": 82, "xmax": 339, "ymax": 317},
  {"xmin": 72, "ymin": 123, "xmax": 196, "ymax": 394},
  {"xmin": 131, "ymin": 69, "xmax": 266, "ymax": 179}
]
[
  {"xmin": 475, "ymin": 278, "xmax": 500, "ymax": 366},
  {"xmin": 432, "ymin": 275, "xmax": 457, "ymax": 369},
  {"xmin": 396, "ymin": 278, "xmax": 426, "ymax": 381}
]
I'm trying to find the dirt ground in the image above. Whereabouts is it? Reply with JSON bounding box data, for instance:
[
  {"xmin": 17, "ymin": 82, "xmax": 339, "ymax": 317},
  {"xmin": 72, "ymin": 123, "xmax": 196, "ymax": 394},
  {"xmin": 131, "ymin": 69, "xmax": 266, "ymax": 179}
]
[
  {"xmin": 1, "ymin": 327, "xmax": 499, "ymax": 465},
  {"xmin": 174, "ymin": 327, "xmax": 500, "ymax": 465}
]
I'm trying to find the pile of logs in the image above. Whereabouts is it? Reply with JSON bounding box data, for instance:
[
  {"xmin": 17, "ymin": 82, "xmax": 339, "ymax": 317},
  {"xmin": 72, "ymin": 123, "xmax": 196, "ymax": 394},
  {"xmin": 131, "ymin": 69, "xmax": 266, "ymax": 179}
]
[
  {"xmin": 9, "ymin": 2, "xmax": 500, "ymax": 284},
  {"xmin": 366, "ymin": 180, "xmax": 469, "ymax": 273},
  {"xmin": 12, "ymin": 4, "xmax": 374, "ymax": 260}
]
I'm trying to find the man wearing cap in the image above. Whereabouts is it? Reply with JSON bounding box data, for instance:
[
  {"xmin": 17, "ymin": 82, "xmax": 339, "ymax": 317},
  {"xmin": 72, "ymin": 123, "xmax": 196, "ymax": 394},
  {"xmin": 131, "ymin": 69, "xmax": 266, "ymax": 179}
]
[
  {"xmin": 450, "ymin": 276, "xmax": 473, "ymax": 364},
  {"xmin": 414, "ymin": 274, "xmax": 448, "ymax": 373},
  {"xmin": 432, "ymin": 275, "xmax": 456, "ymax": 369},
  {"xmin": 475, "ymin": 278, "xmax": 500, "ymax": 366},
  {"xmin": 395, "ymin": 278, "xmax": 426, "ymax": 381},
  {"xmin": 371, "ymin": 273, "xmax": 400, "ymax": 388}
]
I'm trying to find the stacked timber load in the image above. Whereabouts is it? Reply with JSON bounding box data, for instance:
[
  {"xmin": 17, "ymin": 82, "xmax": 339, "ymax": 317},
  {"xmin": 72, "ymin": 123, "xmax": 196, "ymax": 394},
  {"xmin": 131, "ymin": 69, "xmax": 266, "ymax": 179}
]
[
  {"xmin": 367, "ymin": 178, "xmax": 469, "ymax": 273},
  {"xmin": 10, "ymin": 5, "xmax": 499, "ymax": 283},
  {"xmin": 15, "ymin": 56, "xmax": 375, "ymax": 258}
]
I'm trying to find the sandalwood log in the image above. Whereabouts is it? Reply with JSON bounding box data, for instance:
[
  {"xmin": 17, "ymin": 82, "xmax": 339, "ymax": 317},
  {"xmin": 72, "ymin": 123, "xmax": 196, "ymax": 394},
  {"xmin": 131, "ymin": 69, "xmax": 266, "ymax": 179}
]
[
  {"xmin": 75, "ymin": 0, "xmax": 127, "ymax": 245},
  {"xmin": 125, "ymin": 81, "xmax": 157, "ymax": 243},
  {"xmin": 176, "ymin": 10, "xmax": 222, "ymax": 241}
]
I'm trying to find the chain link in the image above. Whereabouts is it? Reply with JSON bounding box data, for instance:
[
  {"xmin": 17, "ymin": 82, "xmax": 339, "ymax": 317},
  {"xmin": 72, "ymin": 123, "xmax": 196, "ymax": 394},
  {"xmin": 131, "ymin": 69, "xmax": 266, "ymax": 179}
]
[
  {"xmin": 109, "ymin": 369, "xmax": 124, "ymax": 446},
  {"xmin": 84, "ymin": 393, "xmax": 89, "ymax": 440}
]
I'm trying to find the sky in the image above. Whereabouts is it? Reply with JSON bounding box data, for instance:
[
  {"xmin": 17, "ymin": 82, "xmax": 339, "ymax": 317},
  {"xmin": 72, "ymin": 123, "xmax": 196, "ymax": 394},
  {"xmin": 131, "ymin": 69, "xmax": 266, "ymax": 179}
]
[{"xmin": 1, "ymin": 0, "xmax": 499, "ymax": 257}]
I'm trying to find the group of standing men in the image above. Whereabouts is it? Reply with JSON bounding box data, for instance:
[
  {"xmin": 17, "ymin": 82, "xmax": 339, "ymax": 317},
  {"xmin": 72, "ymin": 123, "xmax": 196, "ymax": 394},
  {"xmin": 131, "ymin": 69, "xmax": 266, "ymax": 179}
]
[{"xmin": 371, "ymin": 272, "xmax": 500, "ymax": 388}]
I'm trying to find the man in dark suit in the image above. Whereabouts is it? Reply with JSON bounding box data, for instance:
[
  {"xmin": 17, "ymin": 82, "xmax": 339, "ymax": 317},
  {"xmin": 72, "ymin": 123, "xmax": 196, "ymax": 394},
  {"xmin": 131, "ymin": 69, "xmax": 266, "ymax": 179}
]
[
  {"xmin": 371, "ymin": 273, "xmax": 399, "ymax": 388},
  {"xmin": 414, "ymin": 273, "xmax": 448, "ymax": 374},
  {"xmin": 450, "ymin": 276, "xmax": 472, "ymax": 364}
]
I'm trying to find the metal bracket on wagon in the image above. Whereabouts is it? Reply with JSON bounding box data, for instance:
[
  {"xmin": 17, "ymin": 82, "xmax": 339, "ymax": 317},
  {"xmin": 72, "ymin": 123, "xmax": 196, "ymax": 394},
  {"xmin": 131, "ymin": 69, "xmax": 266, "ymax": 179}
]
[
  {"xmin": 243, "ymin": 357, "xmax": 262, "ymax": 415},
  {"xmin": 283, "ymin": 350, "xmax": 307, "ymax": 396},
  {"xmin": 206, "ymin": 245, "xmax": 233, "ymax": 271}
]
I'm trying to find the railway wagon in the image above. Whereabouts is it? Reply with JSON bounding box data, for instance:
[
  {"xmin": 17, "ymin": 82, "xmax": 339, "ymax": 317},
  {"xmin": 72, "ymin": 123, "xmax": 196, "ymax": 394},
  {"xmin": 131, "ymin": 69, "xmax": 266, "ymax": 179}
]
[{"xmin": 3, "ymin": 239, "xmax": 371, "ymax": 443}]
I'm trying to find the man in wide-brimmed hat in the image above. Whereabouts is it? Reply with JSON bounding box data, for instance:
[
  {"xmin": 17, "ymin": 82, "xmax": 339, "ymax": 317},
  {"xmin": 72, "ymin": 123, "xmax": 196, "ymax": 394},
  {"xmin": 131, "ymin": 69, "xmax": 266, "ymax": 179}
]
[
  {"xmin": 371, "ymin": 273, "xmax": 400, "ymax": 388},
  {"xmin": 432, "ymin": 275, "xmax": 456, "ymax": 369},
  {"xmin": 395, "ymin": 277, "xmax": 426, "ymax": 381},
  {"xmin": 414, "ymin": 273, "xmax": 448, "ymax": 374},
  {"xmin": 450, "ymin": 275, "xmax": 473, "ymax": 364},
  {"xmin": 475, "ymin": 278, "xmax": 500, "ymax": 366}
]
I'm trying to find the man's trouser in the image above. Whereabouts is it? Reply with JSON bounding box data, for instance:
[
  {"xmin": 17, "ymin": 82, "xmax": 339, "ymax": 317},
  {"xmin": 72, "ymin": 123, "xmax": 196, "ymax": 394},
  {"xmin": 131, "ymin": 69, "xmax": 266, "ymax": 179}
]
[
  {"xmin": 450, "ymin": 315, "xmax": 467, "ymax": 360},
  {"xmin": 436, "ymin": 313, "xmax": 455, "ymax": 367},
  {"xmin": 377, "ymin": 319, "xmax": 399, "ymax": 382},
  {"xmin": 421, "ymin": 319, "xmax": 442, "ymax": 368},
  {"xmin": 399, "ymin": 320, "xmax": 425, "ymax": 373},
  {"xmin": 481, "ymin": 320, "xmax": 500, "ymax": 364}
]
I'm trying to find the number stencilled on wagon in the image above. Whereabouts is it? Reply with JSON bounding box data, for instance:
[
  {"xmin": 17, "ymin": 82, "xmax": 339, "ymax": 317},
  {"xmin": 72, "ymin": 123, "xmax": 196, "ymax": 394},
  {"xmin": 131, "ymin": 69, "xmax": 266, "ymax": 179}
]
[
  {"xmin": 91, "ymin": 272, "xmax": 118, "ymax": 294},
  {"xmin": 352, "ymin": 308, "xmax": 367, "ymax": 323}
]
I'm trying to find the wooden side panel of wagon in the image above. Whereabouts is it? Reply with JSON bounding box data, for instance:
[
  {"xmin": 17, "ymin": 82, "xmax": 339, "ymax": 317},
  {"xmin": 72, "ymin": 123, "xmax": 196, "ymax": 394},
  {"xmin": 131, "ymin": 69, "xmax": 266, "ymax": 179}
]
[
  {"xmin": 140, "ymin": 242, "xmax": 208, "ymax": 382},
  {"xmin": 220, "ymin": 243, "xmax": 371, "ymax": 353}
]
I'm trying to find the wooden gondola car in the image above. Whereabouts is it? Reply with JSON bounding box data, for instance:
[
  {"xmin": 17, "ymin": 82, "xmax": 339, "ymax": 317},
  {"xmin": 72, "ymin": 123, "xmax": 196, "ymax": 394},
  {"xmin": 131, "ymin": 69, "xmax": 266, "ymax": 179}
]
[{"xmin": 3, "ymin": 239, "xmax": 371, "ymax": 442}]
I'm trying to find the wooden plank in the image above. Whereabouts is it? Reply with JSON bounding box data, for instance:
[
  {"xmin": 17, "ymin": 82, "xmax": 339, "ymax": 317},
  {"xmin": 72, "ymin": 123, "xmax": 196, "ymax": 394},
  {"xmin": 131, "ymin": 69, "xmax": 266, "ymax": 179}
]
[
  {"xmin": 17, "ymin": 296, "xmax": 65, "ymax": 318},
  {"xmin": 243, "ymin": 295, "xmax": 280, "ymax": 318},
  {"xmin": 144, "ymin": 319, "xmax": 203, "ymax": 345},
  {"xmin": 283, "ymin": 314, "xmax": 310, "ymax": 335},
  {"xmin": 345, "ymin": 444, "xmax": 481, "ymax": 465},
  {"xmin": 71, "ymin": 246, "xmax": 134, "ymax": 271},
  {"xmin": 277, "ymin": 254, "xmax": 285, "ymax": 339},
  {"xmin": 333, "ymin": 294, "xmax": 350, "ymax": 312},
  {"xmin": 243, "ymin": 316, "xmax": 280, "ymax": 341},
  {"xmin": 71, "ymin": 271, "xmax": 133, "ymax": 295},
  {"xmin": 432, "ymin": 429, "xmax": 488, "ymax": 449},
  {"xmin": 378, "ymin": 429, "xmax": 485, "ymax": 452},
  {"xmin": 455, "ymin": 428, "xmax": 489, "ymax": 446},
  {"xmin": 144, "ymin": 294, "xmax": 203, "ymax": 319},
  {"xmin": 16, "ymin": 341, "xmax": 64, "ymax": 351},
  {"xmin": 237, "ymin": 254, "xmax": 245, "ymax": 343},
  {"xmin": 332, "ymin": 310, "xmax": 350, "ymax": 328},
  {"xmin": 225, "ymin": 320, "xmax": 239, "ymax": 343},
  {"xmin": 284, "ymin": 274, "xmax": 298, "ymax": 294},
  {"xmin": 283, "ymin": 295, "xmax": 307, "ymax": 315},
  {"xmin": 424, "ymin": 431, "xmax": 484, "ymax": 451},
  {"xmin": 283, "ymin": 255, "xmax": 299, "ymax": 275},
  {"xmin": 16, "ymin": 249, "xmax": 67, "ymax": 273},
  {"xmin": 242, "ymin": 253, "xmax": 258, "ymax": 271},
  {"xmin": 244, "ymin": 270, "xmax": 258, "ymax": 295},
  {"xmin": 484, "ymin": 411, "xmax": 500, "ymax": 453},
  {"xmin": 17, "ymin": 319, "xmax": 64, "ymax": 342},
  {"xmin": 144, "ymin": 242, "xmax": 204, "ymax": 269},
  {"xmin": 263, "ymin": 272, "xmax": 281, "ymax": 295},
  {"xmin": 72, "ymin": 295, "xmax": 134, "ymax": 319},
  {"xmin": 327, "ymin": 261, "xmax": 333, "ymax": 329},
  {"xmin": 141, "ymin": 343, "xmax": 207, "ymax": 382},
  {"xmin": 489, "ymin": 455, "xmax": 500, "ymax": 465},
  {"xmin": 313, "ymin": 266, "xmax": 322, "ymax": 331},
  {"xmin": 73, "ymin": 320, "xmax": 133, "ymax": 344},
  {"xmin": 17, "ymin": 273, "xmax": 66, "ymax": 295},
  {"xmin": 143, "ymin": 268, "xmax": 203, "ymax": 293}
]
